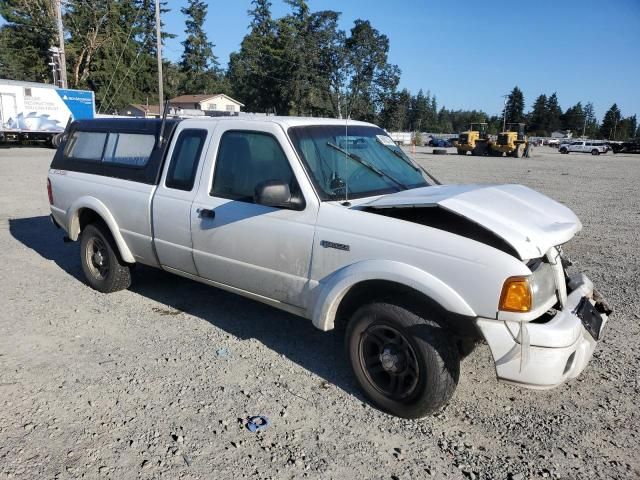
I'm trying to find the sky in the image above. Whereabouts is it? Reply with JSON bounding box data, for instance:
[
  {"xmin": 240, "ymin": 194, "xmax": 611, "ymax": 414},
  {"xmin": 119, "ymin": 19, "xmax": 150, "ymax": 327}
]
[{"xmin": 159, "ymin": 0, "xmax": 639, "ymax": 119}]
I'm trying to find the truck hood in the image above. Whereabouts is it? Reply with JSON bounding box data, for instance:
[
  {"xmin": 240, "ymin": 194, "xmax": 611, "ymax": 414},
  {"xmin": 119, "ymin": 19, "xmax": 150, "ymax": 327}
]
[{"xmin": 362, "ymin": 184, "xmax": 582, "ymax": 259}]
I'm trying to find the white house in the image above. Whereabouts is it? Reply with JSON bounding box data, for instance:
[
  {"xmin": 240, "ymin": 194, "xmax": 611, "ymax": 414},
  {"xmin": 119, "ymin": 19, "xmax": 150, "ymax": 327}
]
[
  {"xmin": 169, "ymin": 94, "xmax": 244, "ymax": 114},
  {"xmin": 551, "ymin": 130, "xmax": 573, "ymax": 139}
]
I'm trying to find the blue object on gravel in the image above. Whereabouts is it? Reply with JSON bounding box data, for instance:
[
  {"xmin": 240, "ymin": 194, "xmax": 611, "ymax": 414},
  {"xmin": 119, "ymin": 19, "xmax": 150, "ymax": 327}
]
[{"xmin": 245, "ymin": 415, "xmax": 270, "ymax": 433}]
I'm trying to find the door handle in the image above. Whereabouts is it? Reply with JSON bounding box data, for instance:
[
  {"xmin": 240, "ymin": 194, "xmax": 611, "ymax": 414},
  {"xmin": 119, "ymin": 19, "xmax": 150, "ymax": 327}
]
[{"xmin": 198, "ymin": 208, "xmax": 216, "ymax": 219}]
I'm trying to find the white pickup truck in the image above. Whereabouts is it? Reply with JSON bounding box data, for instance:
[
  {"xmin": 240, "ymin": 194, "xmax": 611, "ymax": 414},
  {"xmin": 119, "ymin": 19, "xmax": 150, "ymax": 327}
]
[
  {"xmin": 559, "ymin": 140, "xmax": 607, "ymax": 155},
  {"xmin": 48, "ymin": 116, "xmax": 611, "ymax": 418}
]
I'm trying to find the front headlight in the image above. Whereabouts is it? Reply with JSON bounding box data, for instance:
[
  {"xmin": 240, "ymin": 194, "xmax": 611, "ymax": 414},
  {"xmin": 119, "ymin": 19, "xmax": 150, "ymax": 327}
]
[
  {"xmin": 529, "ymin": 261, "xmax": 558, "ymax": 309},
  {"xmin": 499, "ymin": 261, "xmax": 558, "ymax": 313}
]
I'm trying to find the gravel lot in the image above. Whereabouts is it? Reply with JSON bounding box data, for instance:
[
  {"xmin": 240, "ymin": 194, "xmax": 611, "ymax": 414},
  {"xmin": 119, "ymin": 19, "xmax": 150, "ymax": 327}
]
[{"xmin": 1, "ymin": 145, "xmax": 639, "ymax": 479}]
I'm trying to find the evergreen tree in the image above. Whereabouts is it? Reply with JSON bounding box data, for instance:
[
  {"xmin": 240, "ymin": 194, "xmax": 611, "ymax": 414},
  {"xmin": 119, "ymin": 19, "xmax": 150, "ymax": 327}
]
[
  {"xmin": 561, "ymin": 102, "xmax": 585, "ymax": 136},
  {"xmin": 583, "ymin": 102, "xmax": 598, "ymax": 138},
  {"xmin": 409, "ymin": 89, "xmax": 429, "ymax": 132},
  {"xmin": 343, "ymin": 19, "xmax": 400, "ymax": 122},
  {"xmin": 616, "ymin": 114, "xmax": 636, "ymax": 141},
  {"xmin": 180, "ymin": 0, "xmax": 219, "ymax": 94},
  {"xmin": 600, "ymin": 103, "xmax": 622, "ymax": 139},
  {"xmin": 545, "ymin": 93, "xmax": 562, "ymax": 133},
  {"xmin": 277, "ymin": 0, "xmax": 312, "ymax": 115},
  {"xmin": 133, "ymin": 0, "xmax": 176, "ymax": 101},
  {"xmin": 528, "ymin": 94, "xmax": 548, "ymax": 135},
  {"xmin": 504, "ymin": 86, "xmax": 525, "ymax": 125},
  {"xmin": 134, "ymin": 0, "xmax": 174, "ymax": 57},
  {"xmin": 437, "ymin": 107, "xmax": 452, "ymax": 133},
  {"xmin": 66, "ymin": 0, "xmax": 145, "ymax": 112},
  {"xmin": 0, "ymin": 0, "xmax": 56, "ymax": 83}
]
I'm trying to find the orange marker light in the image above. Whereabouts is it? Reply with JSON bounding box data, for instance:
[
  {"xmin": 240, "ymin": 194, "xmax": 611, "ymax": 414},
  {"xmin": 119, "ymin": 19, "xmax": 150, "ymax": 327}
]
[{"xmin": 499, "ymin": 277, "xmax": 532, "ymax": 312}]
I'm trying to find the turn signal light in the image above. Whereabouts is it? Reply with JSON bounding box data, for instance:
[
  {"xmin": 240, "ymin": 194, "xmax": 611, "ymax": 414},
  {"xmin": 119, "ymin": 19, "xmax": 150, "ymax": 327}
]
[{"xmin": 499, "ymin": 277, "xmax": 532, "ymax": 312}]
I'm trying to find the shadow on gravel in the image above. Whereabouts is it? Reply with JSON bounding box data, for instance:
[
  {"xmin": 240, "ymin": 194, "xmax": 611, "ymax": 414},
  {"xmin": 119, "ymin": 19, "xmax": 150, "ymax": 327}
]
[
  {"xmin": 9, "ymin": 215, "xmax": 83, "ymax": 282},
  {"xmin": 131, "ymin": 265, "xmax": 362, "ymax": 400},
  {"xmin": 10, "ymin": 215, "xmax": 362, "ymax": 400}
]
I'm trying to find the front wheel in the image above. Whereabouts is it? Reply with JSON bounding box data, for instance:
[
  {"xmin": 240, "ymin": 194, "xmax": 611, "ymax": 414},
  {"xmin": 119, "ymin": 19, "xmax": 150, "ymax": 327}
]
[
  {"xmin": 80, "ymin": 223, "xmax": 132, "ymax": 293},
  {"xmin": 346, "ymin": 302, "xmax": 459, "ymax": 418},
  {"xmin": 560, "ymin": 148, "xmax": 568, "ymax": 154},
  {"xmin": 591, "ymin": 149, "xmax": 600, "ymax": 155}
]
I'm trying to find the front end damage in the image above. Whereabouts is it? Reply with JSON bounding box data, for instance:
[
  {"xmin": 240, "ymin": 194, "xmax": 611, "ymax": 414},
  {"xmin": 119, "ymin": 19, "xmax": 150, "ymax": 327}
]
[
  {"xmin": 476, "ymin": 247, "xmax": 612, "ymax": 389},
  {"xmin": 359, "ymin": 184, "xmax": 611, "ymax": 389}
]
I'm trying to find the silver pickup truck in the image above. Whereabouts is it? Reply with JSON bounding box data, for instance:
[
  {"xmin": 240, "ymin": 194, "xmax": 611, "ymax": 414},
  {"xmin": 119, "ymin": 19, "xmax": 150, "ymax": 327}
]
[{"xmin": 48, "ymin": 116, "xmax": 611, "ymax": 418}]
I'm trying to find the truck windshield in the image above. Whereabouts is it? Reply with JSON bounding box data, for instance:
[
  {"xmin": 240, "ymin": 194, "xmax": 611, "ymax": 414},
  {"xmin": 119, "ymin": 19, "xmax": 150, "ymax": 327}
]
[{"xmin": 288, "ymin": 125, "xmax": 429, "ymax": 201}]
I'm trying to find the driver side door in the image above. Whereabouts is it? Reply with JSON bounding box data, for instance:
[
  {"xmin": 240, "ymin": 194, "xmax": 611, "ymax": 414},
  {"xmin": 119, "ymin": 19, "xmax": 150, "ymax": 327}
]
[{"xmin": 190, "ymin": 123, "xmax": 319, "ymax": 309}]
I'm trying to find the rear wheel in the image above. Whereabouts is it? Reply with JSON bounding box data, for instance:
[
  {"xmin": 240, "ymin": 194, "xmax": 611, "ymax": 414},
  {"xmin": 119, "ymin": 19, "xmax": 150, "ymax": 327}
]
[
  {"xmin": 457, "ymin": 148, "xmax": 465, "ymax": 155},
  {"xmin": 346, "ymin": 302, "xmax": 459, "ymax": 418},
  {"xmin": 80, "ymin": 223, "xmax": 132, "ymax": 293},
  {"xmin": 591, "ymin": 149, "xmax": 600, "ymax": 155},
  {"xmin": 560, "ymin": 148, "xmax": 568, "ymax": 154}
]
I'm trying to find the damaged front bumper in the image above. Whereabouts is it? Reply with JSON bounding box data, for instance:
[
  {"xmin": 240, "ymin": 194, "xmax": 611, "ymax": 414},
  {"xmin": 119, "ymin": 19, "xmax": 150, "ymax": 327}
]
[{"xmin": 476, "ymin": 273, "xmax": 610, "ymax": 389}]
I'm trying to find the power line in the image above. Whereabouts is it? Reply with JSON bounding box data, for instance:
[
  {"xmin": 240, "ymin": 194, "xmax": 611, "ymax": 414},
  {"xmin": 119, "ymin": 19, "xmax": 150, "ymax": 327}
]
[
  {"xmin": 98, "ymin": 2, "xmax": 145, "ymax": 113},
  {"xmin": 100, "ymin": 36, "xmax": 150, "ymax": 114}
]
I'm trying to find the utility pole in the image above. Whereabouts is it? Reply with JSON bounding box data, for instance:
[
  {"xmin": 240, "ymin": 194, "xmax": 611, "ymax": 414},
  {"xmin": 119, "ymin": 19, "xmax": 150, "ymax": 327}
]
[
  {"xmin": 53, "ymin": 0, "xmax": 67, "ymax": 88},
  {"xmin": 48, "ymin": 47, "xmax": 59, "ymax": 86},
  {"xmin": 501, "ymin": 95, "xmax": 508, "ymax": 132},
  {"xmin": 155, "ymin": 0, "xmax": 164, "ymax": 109}
]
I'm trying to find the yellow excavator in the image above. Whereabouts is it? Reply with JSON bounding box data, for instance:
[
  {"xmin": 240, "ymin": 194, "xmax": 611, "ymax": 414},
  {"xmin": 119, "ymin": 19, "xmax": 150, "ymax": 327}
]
[
  {"xmin": 490, "ymin": 123, "xmax": 530, "ymax": 158},
  {"xmin": 456, "ymin": 123, "xmax": 491, "ymax": 156}
]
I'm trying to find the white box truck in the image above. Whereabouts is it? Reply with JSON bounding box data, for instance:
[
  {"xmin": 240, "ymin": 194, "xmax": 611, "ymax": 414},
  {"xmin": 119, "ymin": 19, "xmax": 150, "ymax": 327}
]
[{"xmin": 0, "ymin": 79, "xmax": 95, "ymax": 145}]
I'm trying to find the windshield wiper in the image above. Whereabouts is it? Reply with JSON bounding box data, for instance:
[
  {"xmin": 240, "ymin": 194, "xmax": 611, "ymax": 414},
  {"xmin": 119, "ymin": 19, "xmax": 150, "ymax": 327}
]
[
  {"xmin": 376, "ymin": 138, "xmax": 420, "ymax": 171},
  {"xmin": 375, "ymin": 138, "xmax": 442, "ymax": 185},
  {"xmin": 326, "ymin": 141, "xmax": 408, "ymax": 190}
]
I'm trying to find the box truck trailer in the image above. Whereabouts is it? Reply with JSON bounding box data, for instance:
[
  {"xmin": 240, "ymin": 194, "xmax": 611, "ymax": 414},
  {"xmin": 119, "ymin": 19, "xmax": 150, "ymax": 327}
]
[{"xmin": 0, "ymin": 79, "xmax": 95, "ymax": 146}]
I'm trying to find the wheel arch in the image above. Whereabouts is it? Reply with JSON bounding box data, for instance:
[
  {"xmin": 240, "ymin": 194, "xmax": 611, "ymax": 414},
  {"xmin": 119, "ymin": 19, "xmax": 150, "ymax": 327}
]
[
  {"xmin": 67, "ymin": 197, "xmax": 135, "ymax": 263},
  {"xmin": 311, "ymin": 260, "xmax": 477, "ymax": 333}
]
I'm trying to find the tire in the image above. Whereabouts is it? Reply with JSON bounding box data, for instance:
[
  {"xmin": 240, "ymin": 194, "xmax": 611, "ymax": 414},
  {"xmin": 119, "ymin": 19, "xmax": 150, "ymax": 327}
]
[
  {"xmin": 457, "ymin": 148, "xmax": 465, "ymax": 155},
  {"xmin": 513, "ymin": 143, "xmax": 524, "ymax": 158},
  {"xmin": 472, "ymin": 142, "xmax": 487, "ymax": 156},
  {"xmin": 432, "ymin": 148, "xmax": 448, "ymax": 155},
  {"xmin": 346, "ymin": 302, "xmax": 459, "ymax": 418},
  {"xmin": 560, "ymin": 148, "xmax": 568, "ymax": 154},
  {"xmin": 80, "ymin": 222, "xmax": 132, "ymax": 293},
  {"xmin": 591, "ymin": 149, "xmax": 600, "ymax": 155}
]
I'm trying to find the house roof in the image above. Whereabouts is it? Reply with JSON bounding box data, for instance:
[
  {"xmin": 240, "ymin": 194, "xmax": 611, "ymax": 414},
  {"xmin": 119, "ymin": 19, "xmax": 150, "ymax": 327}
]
[
  {"xmin": 127, "ymin": 104, "xmax": 161, "ymax": 115},
  {"xmin": 169, "ymin": 93, "xmax": 245, "ymax": 107}
]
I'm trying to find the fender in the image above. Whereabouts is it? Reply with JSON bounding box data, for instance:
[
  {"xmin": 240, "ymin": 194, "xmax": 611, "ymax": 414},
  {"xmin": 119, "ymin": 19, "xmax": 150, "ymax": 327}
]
[
  {"xmin": 311, "ymin": 259, "xmax": 476, "ymax": 331},
  {"xmin": 66, "ymin": 196, "xmax": 136, "ymax": 264}
]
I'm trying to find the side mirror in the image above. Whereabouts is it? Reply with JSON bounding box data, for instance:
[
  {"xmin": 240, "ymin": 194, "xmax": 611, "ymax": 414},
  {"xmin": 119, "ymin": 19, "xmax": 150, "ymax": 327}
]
[{"xmin": 254, "ymin": 180, "xmax": 304, "ymax": 210}]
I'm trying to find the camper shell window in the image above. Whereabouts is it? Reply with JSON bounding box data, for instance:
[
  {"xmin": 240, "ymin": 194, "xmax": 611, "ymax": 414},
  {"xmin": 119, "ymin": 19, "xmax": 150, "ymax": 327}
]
[{"xmin": 50, "ymin": 118, "xmax": 181, "ymax": 184}]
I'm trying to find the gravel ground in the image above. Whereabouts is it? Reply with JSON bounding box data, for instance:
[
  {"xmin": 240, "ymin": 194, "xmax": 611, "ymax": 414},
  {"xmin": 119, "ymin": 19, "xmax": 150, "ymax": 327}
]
[{"xmin": 0, "ymin": 145, "xmax": 639, "ymax": 480}]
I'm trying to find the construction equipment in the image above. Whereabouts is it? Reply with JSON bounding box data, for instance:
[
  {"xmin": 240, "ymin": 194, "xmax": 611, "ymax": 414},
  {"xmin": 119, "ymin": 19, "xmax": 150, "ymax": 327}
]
[
  {"xmin": 456, "ymin": 122, "xmax": 490, "ymax": 156},
  {"xmin": 491, "ymin": 123, "xmax": 529, "ymax": 158}
]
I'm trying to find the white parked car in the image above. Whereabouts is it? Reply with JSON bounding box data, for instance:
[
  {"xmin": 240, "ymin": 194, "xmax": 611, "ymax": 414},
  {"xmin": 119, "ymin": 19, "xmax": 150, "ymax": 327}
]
[
  {"xmin": 47, "ymin": 116, "xmax": 611, "ymax": 418},
  {"xmin": 559, "ymin": 140, "xmax": 607, "ymax": 155}
]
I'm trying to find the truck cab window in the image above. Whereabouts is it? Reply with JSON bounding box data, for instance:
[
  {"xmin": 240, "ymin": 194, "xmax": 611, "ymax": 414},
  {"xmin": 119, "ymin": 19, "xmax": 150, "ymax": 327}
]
[
  {"xmin": 211, "ymin": 131, "xmax": 298, "ymax": 203},
  {"xmin": 166, "ymin": 129, "xmax": 208, "ymax": 191}
]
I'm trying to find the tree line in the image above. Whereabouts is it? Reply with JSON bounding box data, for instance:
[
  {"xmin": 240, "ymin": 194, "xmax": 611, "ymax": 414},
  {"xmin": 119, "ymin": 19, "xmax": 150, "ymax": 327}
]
[
  {"xmin": 503, "ymin": 86, "xmax": 637, "ymax": 140},
  {"xmin": 1, "ymin": 0, "xmax": 637, "ymax": 140}
]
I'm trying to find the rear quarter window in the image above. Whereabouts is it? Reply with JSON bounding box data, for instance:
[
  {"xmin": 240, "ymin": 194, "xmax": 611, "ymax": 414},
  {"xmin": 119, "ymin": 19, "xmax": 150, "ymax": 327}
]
[
  {"xmin": 64, "ymin": 131, "xmax": 107, "ymax": 161},
  {"xmin": 103, "ymin": 133, "xmax": 156, "ymax": 167}
]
